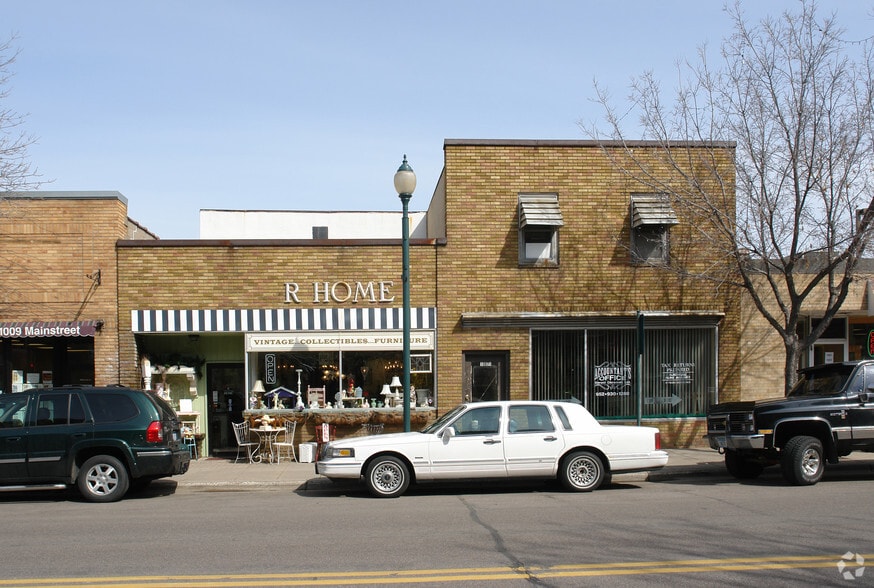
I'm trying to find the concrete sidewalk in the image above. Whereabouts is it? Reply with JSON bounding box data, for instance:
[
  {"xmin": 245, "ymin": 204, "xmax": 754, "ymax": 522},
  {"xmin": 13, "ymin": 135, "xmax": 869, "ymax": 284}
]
[{"xmin": 174, "ymin": 448, "xmax": 728, "ymax": 490}]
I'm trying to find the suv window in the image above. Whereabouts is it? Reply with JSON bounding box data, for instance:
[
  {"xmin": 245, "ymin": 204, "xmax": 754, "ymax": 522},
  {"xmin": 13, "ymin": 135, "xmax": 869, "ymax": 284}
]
[
  {"xmin": 147, "ymin": 392, "xmax": 176, "ymax": 420},
  {"xmin": 35, "ymin": 393, "xmax": 87, "ymax": 426},
  {"xmin": 86, "ymin": 393, "xmax": 139, "ymax": 423},
  {"xmin": 0, "ymin": 394, "xmax": 28, "ymax": 428}
]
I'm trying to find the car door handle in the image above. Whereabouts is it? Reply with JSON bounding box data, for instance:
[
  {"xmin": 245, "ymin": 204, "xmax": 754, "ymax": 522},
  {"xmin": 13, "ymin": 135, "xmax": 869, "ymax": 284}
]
[
  {"xmin": 543, "ymin": 436, "xmax": 558, "ymax": 442},
  {"xmin": 483, "ymin": 439, "xmax": 502, "ymax": 445}
]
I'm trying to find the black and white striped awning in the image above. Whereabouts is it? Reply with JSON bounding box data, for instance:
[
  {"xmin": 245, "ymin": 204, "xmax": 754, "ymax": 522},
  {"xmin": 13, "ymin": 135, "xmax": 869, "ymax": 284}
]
[{"xmin": 131, "ymin": 307, "xmax": 436, "ymax": 333}]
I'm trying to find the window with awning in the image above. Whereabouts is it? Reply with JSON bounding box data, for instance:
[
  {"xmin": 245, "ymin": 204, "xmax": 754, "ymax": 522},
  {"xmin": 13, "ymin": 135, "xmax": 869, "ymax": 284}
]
[
  {"xmin": 519, "ymin": 195, "xmax": 564, "ymax": 228},
  {"xmin": 630, "ymin": 194, "xmax": 678, "ymax": 265},
  {"xmin": 519, "ymin": 194, "xmax": 563, "ymax": 266},
  {"xmin": 630, "ymin": 193, "xmax": 678, "ymax": 228}
]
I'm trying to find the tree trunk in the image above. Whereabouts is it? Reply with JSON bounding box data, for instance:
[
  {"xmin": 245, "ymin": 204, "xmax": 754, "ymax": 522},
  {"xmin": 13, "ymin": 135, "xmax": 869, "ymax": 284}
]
[{"xmin": 783, "ymin": 341, "xmax": 802, "ymax": 396}]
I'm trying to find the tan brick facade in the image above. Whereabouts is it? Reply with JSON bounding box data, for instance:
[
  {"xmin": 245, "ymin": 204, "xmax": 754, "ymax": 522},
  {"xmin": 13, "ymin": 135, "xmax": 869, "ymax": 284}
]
[
  {"xmin": 0, "ymin": 192, "xmax": 135, "ymax": 387},
  {"xmin": 434, "ymin": 141, "xmax": 741, "ymax": 446},
  {"xmin": 0, "ymin": 143, "xmax": 742, "ymax": 450},
  {"xmin": 116, "ymin": 243, "xmax": 440, "ymax": 388},
  {"xmin": 740, "ymin": 272, "xmax": 874, "ymax": 400}
]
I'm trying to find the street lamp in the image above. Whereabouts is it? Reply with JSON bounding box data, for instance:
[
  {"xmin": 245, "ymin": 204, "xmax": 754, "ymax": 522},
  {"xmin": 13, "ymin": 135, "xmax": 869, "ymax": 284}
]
[{"xmin": 394, "ymin": 155, "xmax": 416, "ymax": 431}]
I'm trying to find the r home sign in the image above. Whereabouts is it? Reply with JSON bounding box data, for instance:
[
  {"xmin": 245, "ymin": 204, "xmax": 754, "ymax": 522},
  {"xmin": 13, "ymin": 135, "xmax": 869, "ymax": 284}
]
[{"xmin": 285, "ymin": 281, "xmax": 395, "ymax": 304}]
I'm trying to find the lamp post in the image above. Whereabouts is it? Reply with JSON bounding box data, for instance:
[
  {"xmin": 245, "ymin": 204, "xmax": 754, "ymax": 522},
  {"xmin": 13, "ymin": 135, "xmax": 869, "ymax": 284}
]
[{"xmin": 394, "ymin": 155, "xmax": 416, "ymax": 431}]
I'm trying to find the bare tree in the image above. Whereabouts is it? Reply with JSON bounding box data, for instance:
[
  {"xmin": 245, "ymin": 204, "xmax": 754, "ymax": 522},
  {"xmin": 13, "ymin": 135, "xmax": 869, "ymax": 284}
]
[
  {"xmin": 588, "ymin": 0, "xmax": 874, "ymax": 394},
  {"xmin": 0, "ymin": 35, "xmax": 40, "ymax": 192}
]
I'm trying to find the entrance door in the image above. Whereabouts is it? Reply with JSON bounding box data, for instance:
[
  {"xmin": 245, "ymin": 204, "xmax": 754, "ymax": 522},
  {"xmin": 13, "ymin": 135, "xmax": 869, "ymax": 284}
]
[
  {"xmin": 463, "ymin": 352, "xmax": 509, "ymax": 402},
  {"xmin": 206, "ymin": 363, "xmax": 244, "ymax": 456}
]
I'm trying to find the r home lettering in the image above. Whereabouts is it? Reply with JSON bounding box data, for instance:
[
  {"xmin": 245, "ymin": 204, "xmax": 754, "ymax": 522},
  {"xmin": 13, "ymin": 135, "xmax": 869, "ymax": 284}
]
[{"xmin": 284, "ymin": 281, "xmax": 395, "ymax": 304}]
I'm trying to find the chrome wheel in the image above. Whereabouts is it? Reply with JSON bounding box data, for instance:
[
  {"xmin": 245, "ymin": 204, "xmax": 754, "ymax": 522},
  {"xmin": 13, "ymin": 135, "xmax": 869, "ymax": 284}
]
[
  {"xmin": 781, "ymin": 435, "xmax": 824, "ymax": 486},
  {"xmin": 560, "ymin": 451, "xmax": 604, "ymax": 492},
  {"xmin": 365, "ymin": 456, "xmax": 410, "ymax": 498},
  {"xmin": 800, "ymin": 447, "xmax": 821, "ymax": 477}
]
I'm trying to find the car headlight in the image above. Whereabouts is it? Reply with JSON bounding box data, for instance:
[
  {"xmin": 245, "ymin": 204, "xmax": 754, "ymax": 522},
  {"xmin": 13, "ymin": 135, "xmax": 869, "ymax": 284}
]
[{"xmin": 329, "ymin": 447, "xmax": 355, "ymax": 458}]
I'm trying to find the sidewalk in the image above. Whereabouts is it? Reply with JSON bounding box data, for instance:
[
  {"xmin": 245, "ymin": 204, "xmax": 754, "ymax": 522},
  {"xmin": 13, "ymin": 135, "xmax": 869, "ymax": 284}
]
[{"xmin": 174, "ymin": 448, "xmax": 728, "ymax": 490}]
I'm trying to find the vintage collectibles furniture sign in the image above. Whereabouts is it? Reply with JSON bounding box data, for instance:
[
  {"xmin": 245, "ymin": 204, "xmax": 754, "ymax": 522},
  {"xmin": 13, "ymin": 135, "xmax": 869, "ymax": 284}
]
[{"xmin": 246, "ymin": 331, "xmax": 435, "ymax": 352}]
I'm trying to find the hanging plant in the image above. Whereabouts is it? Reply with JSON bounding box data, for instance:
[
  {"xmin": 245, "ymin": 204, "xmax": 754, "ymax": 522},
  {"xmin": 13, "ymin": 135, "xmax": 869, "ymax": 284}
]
[{"xmin": 144, "ymin": 351, "xmax": 206, "ymax": 379}]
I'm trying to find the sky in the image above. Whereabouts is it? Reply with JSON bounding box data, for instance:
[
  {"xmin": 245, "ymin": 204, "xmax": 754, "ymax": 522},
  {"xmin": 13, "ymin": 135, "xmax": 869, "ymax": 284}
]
[{"xmin": 3, "ymin": 1, "xmax": 873, "ymax": 239}]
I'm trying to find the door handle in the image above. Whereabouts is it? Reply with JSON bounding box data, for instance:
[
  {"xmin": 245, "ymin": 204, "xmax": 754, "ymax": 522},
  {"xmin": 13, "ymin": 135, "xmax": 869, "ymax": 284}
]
[
  {"xmin": 483, "ymin": 439, "xmax": 502, "ymax": 445},
  {"xmin": 543, "ymin": 436, "xmax": 558, "ymax": 442}
]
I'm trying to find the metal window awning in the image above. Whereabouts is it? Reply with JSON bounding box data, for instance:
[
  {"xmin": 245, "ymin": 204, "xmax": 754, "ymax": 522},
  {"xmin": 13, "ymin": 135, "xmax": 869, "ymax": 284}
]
[
  {"xmin": 631, "ymin": 194, "xmax": 679, "ymax": 228},
  {"xmin": 0, "ymin": 320, "xmax": 102, "ymax": 338},
  {"xmin": 519, "ymin": 196, "xmax": 564, "ymax": 228}
]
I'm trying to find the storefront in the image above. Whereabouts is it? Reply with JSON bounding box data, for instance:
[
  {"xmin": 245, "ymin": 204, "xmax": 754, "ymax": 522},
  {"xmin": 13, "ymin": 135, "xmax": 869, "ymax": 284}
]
[
  {"xmin": 130, "ymin": 306, "xmax": 437, "ymax": 454},
  {"xmin": 0, "ymin": 320, "xmax": 102, "ymax": 393}
]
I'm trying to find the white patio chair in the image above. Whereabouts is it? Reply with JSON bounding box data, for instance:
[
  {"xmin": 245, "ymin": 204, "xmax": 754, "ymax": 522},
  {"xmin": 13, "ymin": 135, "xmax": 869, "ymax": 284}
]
[
  {"xmin": 273, "ymin": 419, "xmax": 297, "ymax": 463},
  {"xmin": 232, "ymin": 421, "xmax": 259, "ymax": 464}
]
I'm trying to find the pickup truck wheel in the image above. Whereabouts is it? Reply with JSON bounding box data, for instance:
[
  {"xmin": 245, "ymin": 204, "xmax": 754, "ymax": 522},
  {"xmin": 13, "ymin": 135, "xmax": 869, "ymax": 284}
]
[
  {"xmin": 77, "ymin": 455, "xmax": 130, "ymax": 502},
  {"xmin": 365, "ymin": 455, "xmax": 410, "ymax": 498},
  {"xmin": 781, "ymin": 436, "xmax": 824, "ymax": 486},
  {"xmin": 560, "ymin": 451, "xmax": 604, "ymax": 492},
  {"xmin": 724, "ymin": 450, "xmax": 763, "ymax": 479}
]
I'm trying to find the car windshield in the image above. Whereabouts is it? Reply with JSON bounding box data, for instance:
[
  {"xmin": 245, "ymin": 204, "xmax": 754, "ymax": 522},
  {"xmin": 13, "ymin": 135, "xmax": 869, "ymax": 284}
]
[
  {"xmin": 420, "ymin": 404, "xmax": 467, "ymax": 434},
  {"xmin": 788, "ymin": 365, "xmax": 855, "ymax": 397}
]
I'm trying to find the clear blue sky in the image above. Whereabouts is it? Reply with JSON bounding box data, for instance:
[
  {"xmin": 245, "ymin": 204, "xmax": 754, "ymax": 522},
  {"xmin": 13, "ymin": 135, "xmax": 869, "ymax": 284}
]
[{"xmin": 4, "ymin": 1, "xmax": 873, "ymax": 239}]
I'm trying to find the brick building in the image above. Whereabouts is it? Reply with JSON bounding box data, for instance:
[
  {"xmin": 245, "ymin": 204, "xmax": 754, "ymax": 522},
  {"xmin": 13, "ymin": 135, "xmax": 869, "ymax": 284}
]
[
  {"xmin": 0, "ymin": 192, "xmax": 155, "ymax": 393},
  {"xmin": 0, "ymin": 140, "xmax": 744, "ymax": 452},
  {"xmin": 112, "ymin": 140, "xmax": 740, "ymax": 451},
  {"xmin": 739, "ymin": 261, "xmax": 874, "ymax": 401}
]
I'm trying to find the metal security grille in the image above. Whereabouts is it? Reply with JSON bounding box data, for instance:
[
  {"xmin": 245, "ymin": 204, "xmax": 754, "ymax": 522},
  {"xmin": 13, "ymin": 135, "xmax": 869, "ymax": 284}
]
[{"xmin": 531, "ymin": 326, "xmax": 717, "ymax": 418}]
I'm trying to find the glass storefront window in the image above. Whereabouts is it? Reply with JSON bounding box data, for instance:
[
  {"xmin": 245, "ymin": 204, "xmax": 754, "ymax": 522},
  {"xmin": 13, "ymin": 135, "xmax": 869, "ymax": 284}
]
[
  {"xmin": 0, "ymin": 337, "xmax": 94, "ymax": 393},
  {"xmin": 250, "ymin": 350, "xmax": 434, "ymax": 408},
  {"xmin": 531, "ymin": 326, "xmax": 716, "ymax": 419}
]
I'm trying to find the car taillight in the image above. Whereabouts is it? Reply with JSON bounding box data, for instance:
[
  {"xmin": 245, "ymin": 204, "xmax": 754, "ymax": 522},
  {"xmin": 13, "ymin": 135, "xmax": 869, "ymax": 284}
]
[
  {"xmin": 146, "ymin": 421, "xmax": 164, "ymax": 443},
  {"xmin": 654, "ymin": 431, "xmax": 661, "ymax": 450}
]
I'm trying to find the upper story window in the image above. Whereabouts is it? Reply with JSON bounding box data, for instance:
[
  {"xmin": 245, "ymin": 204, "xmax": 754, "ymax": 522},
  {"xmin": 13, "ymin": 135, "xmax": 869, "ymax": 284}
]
[
  {"xmin": 630, "ymin": 193, "xmax": 678, "ymax": 266},
  {"xmin": 518, "ymin": 194, "xmax": 563, "ymax": 267}
]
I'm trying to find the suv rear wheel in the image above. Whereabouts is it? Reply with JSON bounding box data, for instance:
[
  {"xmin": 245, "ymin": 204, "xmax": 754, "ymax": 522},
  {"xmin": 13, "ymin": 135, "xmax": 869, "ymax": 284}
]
[
  {"xmin": 77, "ymin": 455, "xmax": 130, "ymax": 502},
  {"xmin": 781, "ymin": 435, "xmax": 824, "ymax": 486}
]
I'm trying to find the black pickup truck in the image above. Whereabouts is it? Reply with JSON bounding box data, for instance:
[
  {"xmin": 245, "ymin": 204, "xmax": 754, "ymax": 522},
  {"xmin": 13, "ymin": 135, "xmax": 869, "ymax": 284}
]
[{"xmin": 706, "ymin": 360, "xmax": 874, "ymax": 485}]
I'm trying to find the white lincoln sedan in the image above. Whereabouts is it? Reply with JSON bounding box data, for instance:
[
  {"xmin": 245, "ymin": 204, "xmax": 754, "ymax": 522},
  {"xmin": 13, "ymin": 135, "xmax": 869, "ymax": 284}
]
[{"xmin": 315, "ymin": 401, "xmax": 668, "ymax": 497}]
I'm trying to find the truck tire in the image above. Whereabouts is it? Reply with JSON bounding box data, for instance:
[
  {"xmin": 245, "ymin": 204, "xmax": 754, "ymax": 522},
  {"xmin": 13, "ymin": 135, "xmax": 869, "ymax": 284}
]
[
  {"xmin": 781, "ymin": 435, "xmax": 824, "ymax": 486},
  {"xmin": 724, "ymin": 450, "xmax": 763, "ymax": 479}
]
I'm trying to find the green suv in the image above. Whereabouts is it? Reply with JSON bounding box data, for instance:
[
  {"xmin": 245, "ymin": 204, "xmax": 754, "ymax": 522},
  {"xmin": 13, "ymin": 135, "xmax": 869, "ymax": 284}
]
[{"xmin": 0, "ymin": 386, "xmax": 190, "ymax": 502}]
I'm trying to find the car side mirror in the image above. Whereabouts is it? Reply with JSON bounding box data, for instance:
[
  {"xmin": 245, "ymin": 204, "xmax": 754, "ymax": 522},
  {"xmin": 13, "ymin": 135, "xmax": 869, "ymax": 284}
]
[
  {"xmin": 441, "ymin": 427, "xmax": 456, "ymax": 442},
  {"xmin": 861, "ymin": 391, "xmax": 872, "ymax": 404}
]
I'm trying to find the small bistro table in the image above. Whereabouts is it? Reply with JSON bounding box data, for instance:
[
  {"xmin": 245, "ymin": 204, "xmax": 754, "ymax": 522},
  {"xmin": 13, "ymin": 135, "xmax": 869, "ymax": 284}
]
[{"xmin": 250, "ymin": 427, "xmax": 282, "ymax": 463}]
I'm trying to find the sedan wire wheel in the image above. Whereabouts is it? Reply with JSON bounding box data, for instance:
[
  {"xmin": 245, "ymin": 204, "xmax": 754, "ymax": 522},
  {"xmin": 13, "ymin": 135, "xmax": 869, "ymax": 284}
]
[
  {"xmin": 373, "ymin": 461, "xmax": 402, "ymax": 491},
  {"xmin": 561, "ymin": 451, "xmax": 604, "ymax": 492},
  {"xmin": 365, "ymin": 456, "xmax": 410, "ymax": 498}
]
